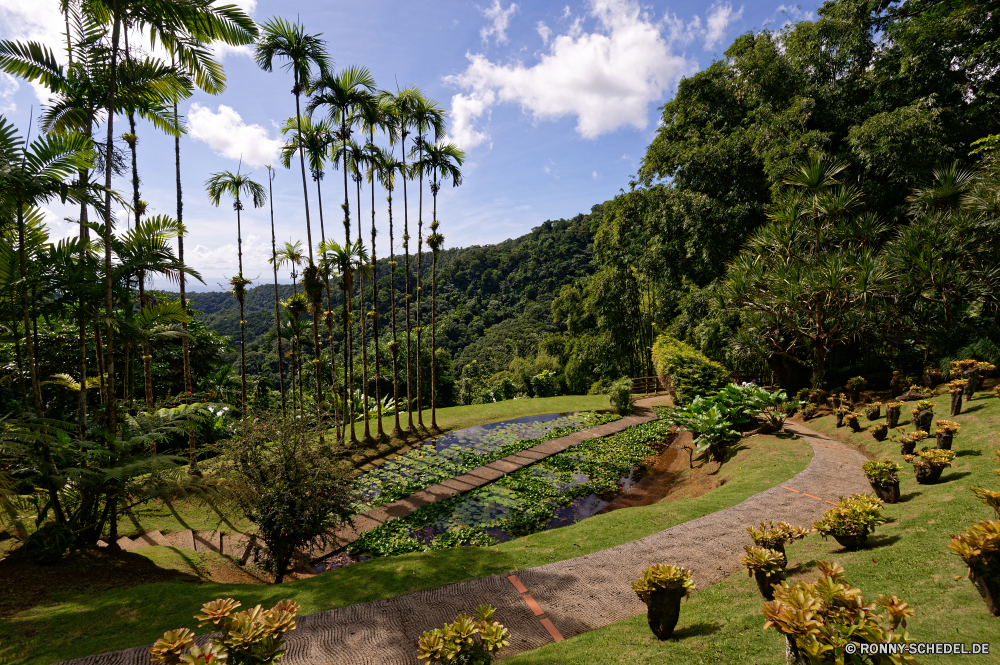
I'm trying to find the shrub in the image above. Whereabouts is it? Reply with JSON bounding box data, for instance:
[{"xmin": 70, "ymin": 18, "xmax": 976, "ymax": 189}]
[
  {"xmin": 608, "ymin": 377, "xmax": 633, "ymax": 415},
  {"xmin": 150, "ymin": 598, "xmax": 299, "ymax": 665},
  {"xmin": 530, "ymin": 370, "xmax": 559, "ymax": 398},
  {"xmin": 21, "ymin": 522, "xmax": 76, "ymax": 565},
  {"xmin": 491, "ymin": 377, "xmax": 517, "ymax": 401},
  {"xmin": 763, "ymin": 561, "xmax": 914, "ymax": 663},
  {"xmin": 814, "ymin": 493, "xmax": 887, "ymax": 539},
  {"xmin": 651, "ymin": 333, "xmax": 730, "ymax": 405},
  {"xmin": 631, "ymin": 564, "xmax": 696, "ymax": 602},
  {"xmin": 417, "ymin": 605, "xmax": 510, "ymax": 665},
  {"xmin": 862, "ymin": 460, "xmax": 903, "ymax": 487},
  {"xmin": 664, "ymin": 397, "xmax": 742, "ymax": 463}
]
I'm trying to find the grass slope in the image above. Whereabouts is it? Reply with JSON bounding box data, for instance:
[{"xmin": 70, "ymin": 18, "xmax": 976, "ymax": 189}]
[
  {"xmin": 507, "ymin": 388, "xmax": 1000, "ymax": 665},
  {"xmin": 0, "ymin": 431, "xmax": 810, "ymax": 665}
]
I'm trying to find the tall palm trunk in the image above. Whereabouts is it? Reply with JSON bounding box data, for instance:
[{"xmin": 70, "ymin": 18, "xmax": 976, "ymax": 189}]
[
  {"xmin": 355, "ymin": 175, "xmax": 371, "ymax": 440},
  {"xmin": 139, "ymin": 275, "xmax": 154, "ymax": 410},
  {"xmin": 415, "ymin": 139, "xmax": 424, "ymax": 429},
  {"xmin": 401, "ymin": 134, "xmax": 414, "ymax": 433},
  {"xmin": 102, "ymin": 12, "xmax": 121, "ymax": 438},
  {"xmin": 387, "ymin": 192, "xmax": 401, "ymax": 435},
  {"xmin": 267, "ymin": 170, "xmax": 287, "ymax": 415},
  {"xmin": 340, "ymin": 119, "xmax": 356, "ymax": 443},
  {"xmin": 173, "ymin": 71, "xmax": 197, "ymax": 473},
  {"xmin": 370, "ymin": 170, "xmax": 383, "ymax": 439},
  {"xmin": 236, "ymin": 197, "xmax": 247, "ymax": 413},
  {"xmin": 78, "ymin": 304, "xmax": 87, "ymax": 436},
  {"xmin": 293, "ymin": 80, "xmax": 314, "ymax": 263},
  {"xmin": 313, "ymin": 171, "xmax": 339, "ymax": 438},
  {"xmin": 16, "ymin": 197, "xmax": 41, "ymax": 415},
  {"xmin": 12, "ymin": 320, "xmax": 26, "ymax": 410},
  {"xmin": 430, "ymin": 172, "xmax": 440, "ymax": 430}
]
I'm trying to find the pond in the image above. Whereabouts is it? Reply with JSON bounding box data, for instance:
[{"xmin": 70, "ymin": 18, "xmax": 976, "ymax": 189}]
[
  {"xmin": 315, "ymin": 408, "xmax": 674, "ymax": 572},
  {"xmin": 353, "ymin": 411, "xmax": 608, "ymax": 510}
]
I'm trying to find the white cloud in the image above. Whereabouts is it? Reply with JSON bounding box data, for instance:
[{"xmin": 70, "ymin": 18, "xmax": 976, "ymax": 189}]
[
  {"xmin": 773, "ymin": 4, "xmax": 816, "ymax": 28},
  {"xmin": 592, "ymin": 171, "xmax": 599, "ymax": 178},
  {"xmin": 446, "ymin": 0, "xmax": 697, "ymax": 149},
  {"xmin": 704, "ymin": 3, "xmax": 743, "ymax": 50},
  {"xmin": 188, "ymin": 103, "xmax": 283, "ymax": 167},
  {"xmin": 479, "ymin": 0, "xmax": 519, "ymax": 45},
  {"xmin": 213, "ymin": 42, "xmax": 254, "ymax": 60},
  {"xmin": 543, "ymin": 165, "xmax": 551, "ymax": 173},
  {"xmin": 536, "ymin": 21, "xmax": 552, "ymax": 45},
  {"xmin": 0, "ymin": 73, "xmax": 18, "ymax": 113}
]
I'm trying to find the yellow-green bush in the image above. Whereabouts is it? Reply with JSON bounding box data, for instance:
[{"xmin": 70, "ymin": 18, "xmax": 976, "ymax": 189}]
[{"xmin": 651, "ymin": 334, "xmax": 730, "ymax": 405}]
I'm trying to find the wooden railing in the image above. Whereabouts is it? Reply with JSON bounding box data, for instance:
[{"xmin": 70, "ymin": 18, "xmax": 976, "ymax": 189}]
[{"xmin": 630, "ymin": 376, "xmax": 663, "ymax": 395}]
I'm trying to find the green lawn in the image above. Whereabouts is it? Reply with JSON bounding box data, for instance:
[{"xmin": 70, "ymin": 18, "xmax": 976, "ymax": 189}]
[
  {"xmin": 0, "ymin": 429, "xmax": 811, "ymax": 665},
  {"xmin": 507, "ymin": 388, "xmax": 1000, "ymax": 664}
]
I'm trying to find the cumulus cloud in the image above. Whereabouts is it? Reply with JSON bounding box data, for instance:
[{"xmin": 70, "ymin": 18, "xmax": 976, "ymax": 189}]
[
  {"xmin": 705, "ymin": 3, "xmax": 743, "ymax": 50},
  {"xmin": 188, "ymin": 103, "xmax": 282, "ymax": 167},
  {"xmin": 0, "ymin": 73, "xmax": 18, "ymax": 113},
  {"xmin": 480, "ymin": 0, "xmax": 519, "ymax": 45},
  {"xmin": 445, "ymin": 0, "xmax": 699, "ymax": 149}
]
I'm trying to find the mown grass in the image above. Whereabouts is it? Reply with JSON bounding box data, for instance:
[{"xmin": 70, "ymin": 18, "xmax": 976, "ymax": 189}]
[
  {"xmin": 507, "ymin": 387, "xmax": 1000, "ymax": 665},
  {"xmin": 0, "ymin": 430, "xmax": 811, "ymax": 665}
]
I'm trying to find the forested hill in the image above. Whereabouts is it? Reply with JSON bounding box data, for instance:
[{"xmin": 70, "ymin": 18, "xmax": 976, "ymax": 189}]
[{"xmin": 177, "ymin": 212, "xmax": 597, "ymax": 381}]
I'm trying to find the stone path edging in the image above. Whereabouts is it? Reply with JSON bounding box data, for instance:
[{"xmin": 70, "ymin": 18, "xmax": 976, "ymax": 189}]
[{"xmin": 62, "ymin": 416, "xmax": 870, "ymax": 665}]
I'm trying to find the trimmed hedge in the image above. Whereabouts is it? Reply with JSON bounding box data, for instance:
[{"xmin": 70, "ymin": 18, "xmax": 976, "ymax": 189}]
[{"xmin": 652, "ymin": 334, "xmax": 731, "ymax": 405}]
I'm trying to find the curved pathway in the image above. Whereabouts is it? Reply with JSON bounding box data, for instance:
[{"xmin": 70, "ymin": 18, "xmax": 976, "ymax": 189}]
[{"xmin": 61, "ymin": 414, "xmax": 869, "ymax": 665}]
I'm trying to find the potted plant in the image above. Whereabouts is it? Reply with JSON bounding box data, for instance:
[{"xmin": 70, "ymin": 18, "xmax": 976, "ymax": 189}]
[
  {"xmin": 889, "ymin": 370, "xmax": 906, "ymax": 398},
  {"xmin": 846, "ymin": 376, "xmax": 867, "ymax": 404},
  {"xmin": 947, "ymin": 379, "xmax": 967, "ymax": 416},
  {"xmin": 867, "ymin": 422, "xmax": 888, "ymax": 441},
  {"xmin": 904, "ymin": 448, "xmax": 955, "ymax": 484},
  {"xmin": 828, "ymin": 393, "xmax": 841, "ymax": 409},
  {"xmin": 862, "ymin": 459, "xmax": 903, "ymax": 503},
  {"xmin": 885, "ymin": 401, "xmax": 902, "ymax": 428},
  {"xmin": 745, "ymin": 521, "xmax": 810, "ymax": 564},
  {"xmin": 631, "ymin": 564, "xmax": 696, "ymax": 639},
  {"xmin": 948, "ymin": 520, "xmax": 1000, "ymax": 616},
  {"xmin": 895, "ymin": 429, "xmax": 926, "ymax": 455},
  {"xmin": 813, "ymin": 493, "xmax": 887, "ymax": 550},
  {"xmin": 763, "ymin": 561, "xmax": 915, "ymax": 665},
  {"xmin": 910, "ymin": 400, "xmax": 934, "ymax": 432},
  {"xmin": 923, "ymin": 366, "xmax": 943, "ymax": 388},
  {"xmin": 741, "ymin": 546, "xmax": 786, "ymax": 600},
  {"xmin": 835, "ymin": 404, "xmax": 850, "ymax": 428},
  {"xmin": 934, "ymin": 420, "xmax": 961, "ymax": 450},
  {"xmin": 864, "ymin": 401, "xmax": 882, "ymax": 421},
  {"xmin": 845, "ymin": 411, "xmax": 864, "ymax": 433},
  {"xmin": 800, "ymin": 403, "xmax": 817, "ymax": 419}
]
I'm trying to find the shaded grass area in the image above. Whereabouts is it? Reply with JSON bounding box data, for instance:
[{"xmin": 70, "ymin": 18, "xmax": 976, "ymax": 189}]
[
  {"xmin": 0, "ymin": 432, "xmax": 810, "ymax": 665},
  {"xmin": 508, "ymin": 389, "xmax": 1000, "ymax": 665}
]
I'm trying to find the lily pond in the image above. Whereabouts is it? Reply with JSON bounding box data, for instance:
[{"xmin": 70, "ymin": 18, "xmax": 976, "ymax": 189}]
[{"xmin": 317, "ymin": 407, "xmax": 673, "ymax": 571}]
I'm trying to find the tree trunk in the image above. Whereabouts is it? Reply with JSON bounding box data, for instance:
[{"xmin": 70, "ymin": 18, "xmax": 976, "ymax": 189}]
[
  {"xmin": 17, "ymin": 197, "xmax": 42, "ymax": 415},
  {"xmin": 139, "ymin": 276, "xmax": 154, "ymax": 411},
  {"xmin": 12, "ymin": 319, "xmax": 26, "ymax": 410},
  {"xmin": 294, "ymin": 83, "xmax": 314, "ymax": 263},
  {"xmin": 415, "ymin": 141, "xmax": 424, "ymax": 429},
  {"xmin": 237, "ymin": 203, "xmax": 247, "ymax": 414},
  {"xmin": 431, "ymin": 251, "xmax": 438, "ymax": 430},
  {"xmin": 388, "ymin": 196, "xmax": 402, "ymax": 436},
  {"xmin": 356, "ymin": 176, "xmax": 370, "ymax": 441},
  {"xmin": 370, "ymin": 167, "xmax": 383, "ymax": 439},
  {"xmin": 103, "ymin": 12, "xmax": 121, "ymax": 436},
  {"xmin": 268, "ymin": 169, "xmax": 287, "ymax": 416}
]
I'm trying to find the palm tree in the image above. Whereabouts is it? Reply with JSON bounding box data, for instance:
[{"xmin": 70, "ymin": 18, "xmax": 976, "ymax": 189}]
[
  {"xmin": 320, "ymin": 238, "xmax": 361, "ymax": 441},
  {"xmin": 205, "ymin": 168, "xmax": 267, "ymax": 413},
  {"xmin": 406, "ymin": 97, "xmax": 446, "ymax": 429},
  {"xmin": 265, "ymin": 166, "xmax": 287, "ymax": 415},
  {"xmin": 369, "ymin": 146, "xmax": 404, "ymax": 435},
  {"xmin": 255, "ymin": 17, "xmax": 330, "ymax": 264},
  {"xmin": 387, "ymin": 86, "xmax": 427, "ymax": 432},
  {"xmin": 273, "ymin": 240, "xmax": 305, "ymax": 294},
  {"xmin": 419, "ymin": 142, "xmax": 464, "ymax": 429}
]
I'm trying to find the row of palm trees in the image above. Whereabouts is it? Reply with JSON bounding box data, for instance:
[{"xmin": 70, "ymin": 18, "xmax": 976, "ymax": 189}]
[{"xmin": 0, "ymin": 2, "xmax": 464, "ymax": 449}]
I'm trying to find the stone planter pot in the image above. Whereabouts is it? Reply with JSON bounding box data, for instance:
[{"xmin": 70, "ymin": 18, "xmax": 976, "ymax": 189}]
[
  {"xmin": 923, "ymin": 368, "xmax": 942, "ymax": 387},
  {"xmin": 835, "ymin": 411, "xmax": 846, "ymax": 427},
  {"xmin": 848, "ymin": 388, "xmax": 861, "ymax": 404},
  {"xmin": 950, "ymin": 391, "xmax": 963, "ymax": 417},
  {"xmin": 847, "ymin": 417, "xmax": 863, "ymax": 433},
  {"xmin": 833, "ymin": 533, "xmax": 868, "ymax": 550},
  {"xmin": 785, "ymin": 635, "xmax": 808, "ymax": 665},
  {"xmin": 830, "ymin": 395, "xmax": 842, "ymax": 409},
  {"xmin": 900, "ymin": 439, "xmax": 917, "ymax": 455},
  {"xmin": 964, "ymin": 368, "xmax": 981, "ymax": 398},
  {"xmin": 870, "ymin": 424, "xmax": 888, "ymax": 441},
  {"xmin": 754, "ymin": 569, "xmax": 786, "ymax": 600},
  {"xmin": 912, "ymin": 409, "xmax": 933, "ymax": 432},
  {"xmin": 869, "ymin": 479, "xmax": 900, "ymax": 504},
  {"xmin": 886, "ymin": 405, "xmax": 901, "ymax": 429},
  {"xmin": 914, "ymin": 465, "xmax": 944, "ymax": 484},
  {"xmin": 936, "ymin": 431, "xmax": 954, "ymax": 450},
  {"xmin": 645, "ymin": 587, "xmax": 686, "ymax": 639},
  {"xmin": 969, "ymin": 568, "xmax": 1000, "ymax": 617},
  {"xmin": 865, "ymin": 406, "xmax": 881, "ymax": 421}
]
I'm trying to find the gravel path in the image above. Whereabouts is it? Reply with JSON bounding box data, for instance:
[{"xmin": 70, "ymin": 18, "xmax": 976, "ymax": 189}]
[{"xmin": 59, "ymin": 415, "xmax": 869, "ymax": 665}]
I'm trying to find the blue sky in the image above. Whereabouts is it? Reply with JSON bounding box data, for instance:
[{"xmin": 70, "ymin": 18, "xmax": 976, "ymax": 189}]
[{"xmin": 1, "ymin": 0, "xmax": 816, "ymax": 290}]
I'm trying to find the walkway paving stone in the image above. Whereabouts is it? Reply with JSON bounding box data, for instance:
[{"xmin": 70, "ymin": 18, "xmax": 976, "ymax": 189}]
[{"xmin": 61, "ymin": 412, "xmax": 870, "ymax": 665}]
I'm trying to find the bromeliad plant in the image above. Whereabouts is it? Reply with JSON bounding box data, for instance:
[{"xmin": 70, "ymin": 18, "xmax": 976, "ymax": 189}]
[
  {"xmin": 903, "ymin": 448, "xmax": 955, "ymax": 485},
  {"xmin": 895, "ymin": 429, "xmax": 928, "ymax": 455},
  {"xmin": 632, "ymin": 564, "xmax": 696, "ymax": 639},
  {"xmin": 948, "ymin": 520, "xmax": 1000, "ymax": 616},
  {"xmin": 910, "ymin": 400, "xmax": 934, "ymax": 433},
  {"xmin": 933, "ymin": 420, "xmax": 961, "ymax": 450},
  {"xmin": 746, "ymin": 521, "xmax": 810, "ymax": 561},
  {"xmin": 742, "ymin": 545, "xmax": 786, "ymax": 600},
  {"xmin": 762, "ymin": 561, "xmax": 915, "ymax": 665},
  {"xmin": 885, "ymin": 402, "xmax": 903, "ymax": 428},
  {"xmin": 150, "ymin": 598, "xmax": 300, "ymax": 665},
  {"xmin": 813, "ymin": 493, "xmax": 887, "ymax": 550},
  {"xmin": 863, "ymin": 460, "xmax": 904, "ymax": 503},
  {"xmin": 417, "ymin": 605, "xmax": 510, "ymax": 665}
]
